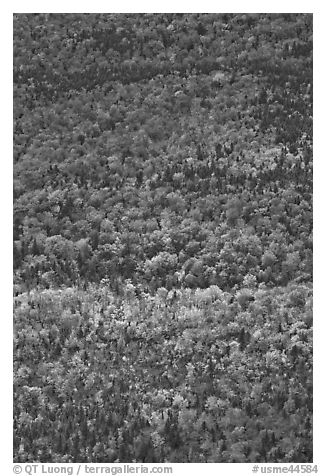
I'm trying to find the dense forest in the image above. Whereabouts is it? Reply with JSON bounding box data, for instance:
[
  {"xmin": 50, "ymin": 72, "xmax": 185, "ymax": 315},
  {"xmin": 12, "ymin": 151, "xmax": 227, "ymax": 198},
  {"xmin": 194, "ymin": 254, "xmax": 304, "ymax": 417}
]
[{"xmin": 13, "ymin": 13, "xmax": 313, "ymax": 463}]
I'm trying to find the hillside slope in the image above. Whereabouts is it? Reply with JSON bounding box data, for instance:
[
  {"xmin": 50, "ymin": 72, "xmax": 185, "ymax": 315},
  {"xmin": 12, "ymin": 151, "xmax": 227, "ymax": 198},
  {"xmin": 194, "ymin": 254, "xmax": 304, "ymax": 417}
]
[
  {"xmin": 13, "ymin": 13, "xmax": 313, "ymax": 463},
  {"xmin": 14, "ymin": 13, "xmax": 312, "ymax": 292}
]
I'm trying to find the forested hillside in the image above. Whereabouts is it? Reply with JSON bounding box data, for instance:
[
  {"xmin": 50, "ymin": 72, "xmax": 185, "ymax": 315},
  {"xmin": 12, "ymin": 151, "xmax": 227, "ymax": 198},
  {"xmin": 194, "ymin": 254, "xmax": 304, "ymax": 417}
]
[{"xmin": 13, "ymin": 13, "xmax": 313, "ymax": 463}]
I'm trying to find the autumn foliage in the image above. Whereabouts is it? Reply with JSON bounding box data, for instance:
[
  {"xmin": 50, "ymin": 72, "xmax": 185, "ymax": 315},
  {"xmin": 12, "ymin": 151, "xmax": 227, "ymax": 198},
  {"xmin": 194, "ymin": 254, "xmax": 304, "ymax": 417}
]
[{"xmin": 13, "ymin": 13, "xmax": 312, "ymax": 463}]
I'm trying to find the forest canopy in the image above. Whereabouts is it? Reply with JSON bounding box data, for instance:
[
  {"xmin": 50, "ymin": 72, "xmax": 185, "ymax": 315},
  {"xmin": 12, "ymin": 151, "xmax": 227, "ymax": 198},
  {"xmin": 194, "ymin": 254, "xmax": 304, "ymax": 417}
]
[{"xmin": 13, "ymin": 13, "xmax": 313, "ymax": 463}]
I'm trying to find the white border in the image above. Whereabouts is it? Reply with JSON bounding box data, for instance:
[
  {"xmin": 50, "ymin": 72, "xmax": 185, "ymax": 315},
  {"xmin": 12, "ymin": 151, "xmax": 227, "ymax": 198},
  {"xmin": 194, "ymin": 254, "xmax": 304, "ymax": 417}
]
[{"xmin": 4, "ymin": 3, "xmax": 324, "ymax": 475}]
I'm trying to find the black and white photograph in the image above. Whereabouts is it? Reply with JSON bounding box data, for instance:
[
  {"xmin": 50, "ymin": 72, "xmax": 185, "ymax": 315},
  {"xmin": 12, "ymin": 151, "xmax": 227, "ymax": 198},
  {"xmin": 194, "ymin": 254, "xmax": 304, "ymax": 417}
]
[{"xmin": 12, "ymin": 9, "xmax": 314, "ymax": 469}]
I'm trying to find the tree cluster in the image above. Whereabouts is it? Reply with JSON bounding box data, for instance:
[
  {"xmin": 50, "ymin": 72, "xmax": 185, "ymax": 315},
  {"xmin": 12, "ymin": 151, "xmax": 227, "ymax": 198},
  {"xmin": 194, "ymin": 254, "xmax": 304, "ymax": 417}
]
[
  {"xmin": 14, "ymin": 284, "xmax": 312, "ymax": 462},
  {"xmin": 13, "ymin": 13, "xmax": 313, "ymax": 463}
]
